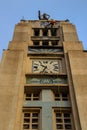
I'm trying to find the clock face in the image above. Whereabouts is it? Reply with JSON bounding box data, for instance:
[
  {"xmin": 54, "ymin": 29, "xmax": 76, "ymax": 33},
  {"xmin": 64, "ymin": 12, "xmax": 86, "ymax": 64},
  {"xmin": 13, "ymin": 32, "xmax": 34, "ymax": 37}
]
[{"xmin": 33, "ymin": 60, "xmax": 61, "ymax": 73}]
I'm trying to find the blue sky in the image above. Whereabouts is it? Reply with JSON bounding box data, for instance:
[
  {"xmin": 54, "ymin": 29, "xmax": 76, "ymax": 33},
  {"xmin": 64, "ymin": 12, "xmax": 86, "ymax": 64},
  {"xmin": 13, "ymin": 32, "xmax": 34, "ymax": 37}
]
[{"xmin": 0, "ymin": 0, "xmax": 87, "ymax": 60}]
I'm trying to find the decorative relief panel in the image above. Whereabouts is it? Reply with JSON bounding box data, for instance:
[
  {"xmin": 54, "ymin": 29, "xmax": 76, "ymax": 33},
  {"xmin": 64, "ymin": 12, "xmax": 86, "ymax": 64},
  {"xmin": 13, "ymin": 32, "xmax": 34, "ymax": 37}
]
[
  {"xmin": 28, "ymin": 48, "xmax": 63, "ymax": 53},
  {"xmin": 26, "ymin": 77, "xmax": 67, "ymax": 84}
]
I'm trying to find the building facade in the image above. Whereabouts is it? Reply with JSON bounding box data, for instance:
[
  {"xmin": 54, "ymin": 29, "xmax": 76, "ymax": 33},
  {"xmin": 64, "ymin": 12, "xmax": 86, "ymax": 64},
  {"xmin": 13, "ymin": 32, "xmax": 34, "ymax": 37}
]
[{"xmin": 0, "ymin": 18, "xmax": 87, "ymax": 130}]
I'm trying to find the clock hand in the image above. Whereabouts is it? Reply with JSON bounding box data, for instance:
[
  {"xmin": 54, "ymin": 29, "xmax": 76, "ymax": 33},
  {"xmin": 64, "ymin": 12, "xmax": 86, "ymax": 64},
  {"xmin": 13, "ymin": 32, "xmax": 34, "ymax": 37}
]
[
  {"xmin": 41, "ymin": 64, "xmax": 46, "ymax": 67},
  {"xmin": 39, "ymin": 61, "xmax": 46, "ymax": 67},
  {"xmin": 43, "ymin": 66, "xmax": 47, "ymax": 72},
  {"xmin": 40, "ymin": 66, "xmax": 47, "ymax": 73}
]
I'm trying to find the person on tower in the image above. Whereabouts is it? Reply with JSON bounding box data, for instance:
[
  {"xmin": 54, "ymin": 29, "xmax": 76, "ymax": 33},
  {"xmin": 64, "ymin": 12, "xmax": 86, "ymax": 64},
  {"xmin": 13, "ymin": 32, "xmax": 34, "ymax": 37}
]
[
  {"xmin": 45, "ymin": 19, "xmax": 56, "ymax": 28},
  {"xmin": 49, "ymin": 19, "xmax": 56, "ymax": 27}
]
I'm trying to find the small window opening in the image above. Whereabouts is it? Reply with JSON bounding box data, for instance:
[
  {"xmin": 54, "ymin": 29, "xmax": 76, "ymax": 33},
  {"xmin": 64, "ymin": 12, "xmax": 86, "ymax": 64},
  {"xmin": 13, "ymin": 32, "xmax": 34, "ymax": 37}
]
[
  {"xmin": 62, "ymin": 93, "xmax": 68, "ymax": 101},
  {"xmin": 23, "ymin": 111, "xmax": 39, "ymax": 130},
  {"xmin": 51, "ymin": 28, "xmax": 57, "ymax": 36},
  {"xmin": 55, "ymin": 92, "xmax": 69, "ymax": 101},
  {"xmin": 25, "ymin": 92, "xmax": 39, "ymax": 101},
  {"xmin": 55, "ymin": 111, "xmax": 72, "ymax": 130},
  {"xmin": 34, "ymin": 29, "xmax": 40, "ymax": 36},
  {"xmin": 42, "ymin": 41, "xmax": 49, "ymax": 46},
  {"xmin": 51, "ymin": 41, "xmax": 58, "ymax": 46},
  {"xmin": 43, "ymin": 29, "xmax": 48, "ymax": 36},
  {"xmin": 33, "ymin": 41, "xmax": 39, "ymax": 46}
]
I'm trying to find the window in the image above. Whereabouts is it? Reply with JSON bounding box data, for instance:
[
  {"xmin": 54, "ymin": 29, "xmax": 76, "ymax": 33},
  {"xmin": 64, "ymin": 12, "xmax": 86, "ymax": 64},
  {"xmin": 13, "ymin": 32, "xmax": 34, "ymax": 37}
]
[
  {"xmin": 43, "ymin": 28, "xmax": 48, "ymax": 36},
  {"xmin": 25, "ymin": 92, "xmax": 40, "ymax": 101},
  {"xmin": 55, "ymin": 93, "xmax": 69, "ymax": 101},
  {"xmin": 55, "ymin": 110, "xmax": 72, "ymax": 130},
  {"xmin": 51, "ymin": 41, "xmax": 59, "ymax": 46},
  {"xmin": 42, "ymin": 41, "xmax": 49, "ymax": 46},
  {"xmin": 51, "ymin": 28, "xmax": 57, "ymax": 36},
  {"xmin": 23, "ymin": 110, "xmax": 40, "ymax": 130},
  {"xmin": 33, "ymin": 41, "xmax": 39, "ymax": 46},
  {"xmin": 34, "ymin": 29, "xmax": 40, "ymax": 36}
]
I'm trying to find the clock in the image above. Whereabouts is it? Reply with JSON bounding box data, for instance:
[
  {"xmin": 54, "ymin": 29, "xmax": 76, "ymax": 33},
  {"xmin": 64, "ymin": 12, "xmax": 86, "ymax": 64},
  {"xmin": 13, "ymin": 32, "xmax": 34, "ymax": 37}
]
[{"xmin": 33, "ymin": 60, "xmax": 61, "ymax": 73}]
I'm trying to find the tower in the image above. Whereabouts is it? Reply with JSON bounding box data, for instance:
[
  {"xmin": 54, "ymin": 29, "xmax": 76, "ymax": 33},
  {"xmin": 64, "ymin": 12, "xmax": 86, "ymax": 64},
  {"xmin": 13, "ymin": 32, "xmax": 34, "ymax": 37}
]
[{"xmin": 0, "ymin": 14, "xmax": 87, "ymax": 130}]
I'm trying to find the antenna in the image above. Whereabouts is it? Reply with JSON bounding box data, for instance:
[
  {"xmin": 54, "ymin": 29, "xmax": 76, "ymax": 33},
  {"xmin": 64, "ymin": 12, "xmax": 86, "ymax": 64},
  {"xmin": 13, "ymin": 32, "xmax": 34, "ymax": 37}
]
[{"xmin": 38, "ymin": 10, "xmax": 41, "ymax": 20}]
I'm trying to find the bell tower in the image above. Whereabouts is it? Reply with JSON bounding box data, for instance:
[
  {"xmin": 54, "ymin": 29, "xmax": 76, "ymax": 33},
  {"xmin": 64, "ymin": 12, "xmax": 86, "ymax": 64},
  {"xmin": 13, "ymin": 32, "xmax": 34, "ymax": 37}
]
[{"xmin": 0, "ymin": 13, "xmax": 87, "ymax": 130}]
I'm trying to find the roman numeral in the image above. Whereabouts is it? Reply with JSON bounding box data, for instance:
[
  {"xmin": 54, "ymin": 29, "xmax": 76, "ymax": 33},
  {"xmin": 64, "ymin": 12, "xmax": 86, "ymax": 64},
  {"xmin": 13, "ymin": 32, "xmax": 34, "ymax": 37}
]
[
  {"xmin": 33, "ymin": 66, "xmax": 38, "ymax": 71},
  {"xmin": 54, "ymin": 65, "xmax": 59, "ymax": 71}
]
